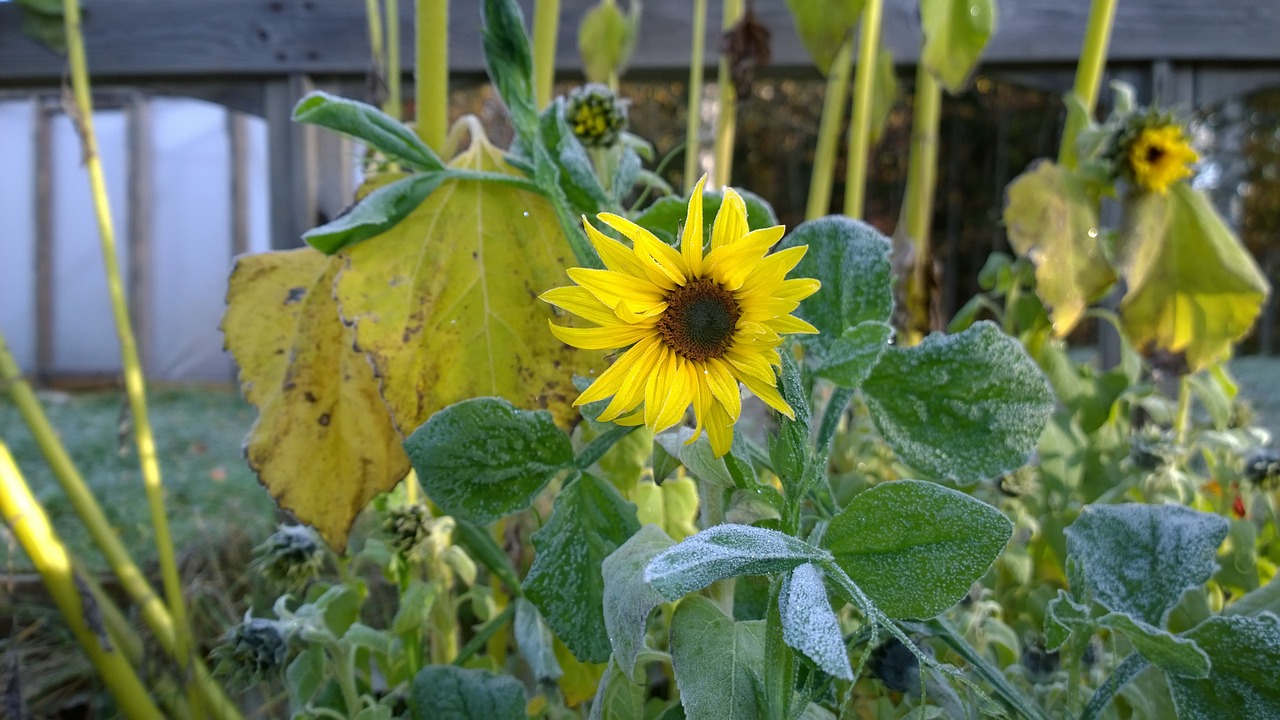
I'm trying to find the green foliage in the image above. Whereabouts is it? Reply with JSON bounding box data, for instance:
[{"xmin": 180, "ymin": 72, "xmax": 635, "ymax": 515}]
[
  {"xmin": 293, "ymin": 92, "xmax": 444, "ymax": 172},
  {"xmin": 410, "ymin": 665, "xmax": 527, "ymax": 720},
  {"xmin": 669, "ymin": 596, "xmax": 768, "ymax": 720},
  {"xmin": 784, "ymin": 0, "xmax": 865, "ymax": 75},
  {"xmin": 920, "ymin": 0, "xmax": 996, "ymax": 92}
]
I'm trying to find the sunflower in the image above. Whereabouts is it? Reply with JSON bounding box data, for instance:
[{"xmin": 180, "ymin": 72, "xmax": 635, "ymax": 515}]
[
  {"xmin": 1124, "ymin": 123, "xmax": 1198, "ymax": 194},
  {"xmin": 541, "ymin": 176, "xmax": 820, "ymax": 456}
]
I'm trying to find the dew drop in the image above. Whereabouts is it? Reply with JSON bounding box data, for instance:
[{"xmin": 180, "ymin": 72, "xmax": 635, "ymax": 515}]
[
  {"xmin": 450, "ymin": 319, "xmax": 457, "ymax": 325},
  {"xmin": 523, "ymin": 211, "xmax": 530, "ymax": 217},
  {"xmin": 1088, "ymin": 227, "xmax": 1099, "ymax": 238},
  {"xmin": 970, "ymin": 5, "xmax": 980, "ymax": 15}
]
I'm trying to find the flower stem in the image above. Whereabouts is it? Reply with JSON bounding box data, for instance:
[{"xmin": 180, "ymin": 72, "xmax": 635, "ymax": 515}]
[
  {"xmin": 684, "ymin": 0, "xmax": 708, "ymax": 193},
  {"xmin": 416, "ymin": 0, "xmax": 448, "ymax": 151},
  {"xmin": 386, "ymin": 0, "xmax": 402, "ymax": 120},
  {"xmin": 1079, "ymin": 653, "xmax": 1149, "ymax": 720},
  {"xmin": 805, "ymin": 38, "xmax": 853, "ymax": 220},
  {"xmin": 60, "ymin": 0, "xmax": 200, "ymax": 713},
  {"xmin": 1057, "ymin": 0, "xmax": 1118, "ymax": 170},
  {"xmin": 532, "ymin": 0, "xmax": 560, "ymax": 109},
  {"xmin": 844, "ymin": 0, "xmax": 884, "ymax": 219},
  {"xmin": 764, "ymin": 582, "xmax": 793, "ymax": 720},
  {"xmin": 900, "ymin": 63, "xmax": 942, "ymax": 339},
  {"xmin": 366, "ymin": 0, "xmax": 387, "ymax": 92},
  {"xmin": 712, "ymin": 0, "xmax": 743, "ymax": 186},
  {"xmin": 1175, "ymin": 374, "xmax": 1194, "ymax": 445}
]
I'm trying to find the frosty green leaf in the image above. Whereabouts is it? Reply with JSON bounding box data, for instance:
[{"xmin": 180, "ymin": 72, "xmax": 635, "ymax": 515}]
[
  {"xmin": 410, "ymin": 665, "xmax": 526, "ymax": 720},
  {"xmin": 645, "ymin": 524, "xmax": 831, "ymax": 601},
  {"xmin": 602, "ymin": 525, "xmax": 677, "ymax": 677},
  {"xmin": 669, "ymin": 596, "xmax": 768, "ymax": 720},
  {"xmin": 654, "ymin": 428, "xmax": 736, "ymax": 488},
  {"xmin": 514, "ymin": 598, "xmax": 562, "ymax": 681},
  {"xmin": 1044, "ymin": 589, "xmax": 1090, "ymax": 652},
  {"xmin": 304, "ymin": 172, "xmax": 446, "ymax": 254},
  {"xmin": 920, "ymin": 0, "xmax": 995, "ymax": 92},
  {"xmin": 1098, "ymin": 613, "xmax": 1210, "ymax": 679},
  {"xmin": 1167, "ymin": 613, "xmax": 1280, "ymax": 719},
  {"xmin": 481, "ymin": 0, "xmax": 537, "ymax": 142},
  {"xmin": 779, "ymin": 563, "xmax": 853, "ymax": 679}
]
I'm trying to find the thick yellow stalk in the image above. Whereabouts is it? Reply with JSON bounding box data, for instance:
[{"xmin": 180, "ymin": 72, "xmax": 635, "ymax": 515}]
[
  {"xmin": 532, "ymin": 0, "xmax": 560, "ymax": 109},
  {"xmin": 805, "ymin": 38, "xmax": 853, "ymax": 220},
  {"xmin": 844, "ymin": 0, "xmax": 884, "ymax": 218},
  {"xmin": 1058, "ymin": 0, "xmax": 1117, "ymax": 169},
  {"xmin": 0, "ymin": 443, "xmax": 165, "ymax": 720},
  {"xmin": 900, "ymin": 64, "xmax": 942, "ymax": 340},
  {"xmin": 387, "ymin": 0, "xmax": 402, "ymax": 120},
  {"xmin": 683, "ymin": 0, "xmax": 709, "ymax": 192},
  {"xmin": 712, "ymin": 0, "xmax": 743, "ymax": 186},
  {"xmin": 417, "ymin": 0, "xmax": 448, "ymax": 151}
]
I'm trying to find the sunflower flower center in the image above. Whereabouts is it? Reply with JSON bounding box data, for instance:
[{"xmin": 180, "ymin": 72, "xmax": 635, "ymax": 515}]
[{"xmin": 658, "ymin": 279, "xmax": 740, "ymax": 361}]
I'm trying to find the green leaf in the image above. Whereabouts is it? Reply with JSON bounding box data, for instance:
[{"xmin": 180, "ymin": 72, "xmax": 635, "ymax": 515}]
[
  {"xmin": 303, "ymin": 172, "xmax": 446, "ymax": 254},
  {"xmin": 588, "ymin": 659, "xmax": 647, "ymax": 720},
  {"xmin": 644, "ymin": 524, "xmax": 831, "ymax": 601},
  {"xmin": 1167, "ymin": 613, "xmax": 1280, "ymax": 719},
  {"xmin": 286, "ymin": 644, "xmax": 325, "ymax": 708},
  {"xmin": 523, "ymin": 474, "xmax": 641, "ymax": 663},
  {"xmin": 514, "ymin": 598, "xmax": 563, "ymax": 681},
  {"xmin": 634, "ymin": 477, "xmax": 700, "ymax": 541},
  {"xmin": 602, "ymin": 525, "xmax": 677, "ymax": 677},
  {"xmin": 780, "ymin": 563, "xmax": 853, "ymax": 679},
  {"xmin": 654, "ymin": 428, "xmax": 736, "ymax": 488},
  {"xmin": 452, "ymin": 519, "xmax": 521, "ymax": 594},
  {"xmin": 769, "ymin": 349, "xmax": 811, "ymax": 484},
  {"xmin": 540, "ymin": 99, "xmax": 612, "ymax": 218},
  {"xmin": 293, "ymin": 91, "xmax": 443, "ymax": 172},
  {"xmin": 1225, "ymin": 574, "xmax": 1280, "ymax": 618},
  {"xmin": 669, "ymin": 596, "xmax": 768, "ymax": 720},
  {"xmin": 1003, "ymin": 160, "xmax": 1115, "ymax": 336},
  {"xmin": 1044, "ymin": 589, "xmax": 1090, "ymax": 652},
  {"xmin": 869, "ymin": 48, "xmax": 898, "ymax": 146},
  {"xmin": 409, "ymin": 665, "xmax": 527, "ymax": 720},
  {"xmin": 1064, "ymin": 504, "xmax": 1229, "ymax": 627},
  {"xmin": 482, "ymin": 0, "xmax": 537, "ymax": 143},
  {"xmin": 920, "ymin": 0, "xmax": 996, "ymax": 92},
  {"xmin": 392, "ymin": 580, "xmax": 438, "ymax": 635},
  {"xmin": 862, "ymin": 321, "xmax": 1054, "ymax": 482},
  {"xmin": 405, "ymin": 397, "xmax": 574, "ymax": 525},
  {"xmin": 17, "ymin": 1, "xmax": 65, "ymax": 54},
  {"xmin": 1098, "ymin": 613, "xmax": 1210, "ymax": 679},
  {"xmin": 633, "ymin": 189, "xmax": 779, "ymax": 246},
  {"xmin": 578, "ymin": 1, "xmax": 639, "ymax": 83},
  {"xmin": 784, "ymin": 0, "xmax": 864, "ymax": 75},
  {"xmin": 822, "ymin": 480, "xmax": 1012, "ymax": 619},
  {"xmin": 1117, "ymin": 183, "xmax": 1271, "ymax": 372},
  {"xmin": 344, "ymin": 622, "xmax": 393, "ymax": 659}
]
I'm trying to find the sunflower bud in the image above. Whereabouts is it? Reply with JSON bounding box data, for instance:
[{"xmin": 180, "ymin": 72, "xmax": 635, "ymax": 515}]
[
  {"xmin": 565, "ymin": 84, "xmax": 628, "ymax": 148},
  {"xmin": 251, "ymin": 524, "xmax": 327, "ymax": 589},
  {"xmin": 382, "ymin": 503, "xmax": 433, "ymax": 556},
  {"xmin": 210, "ymin": 615, "xmax": 289, "ymax": 686},
  {"xmin": 1245, "ymin": 449, "xmax": 1280, "ymax": 489}
]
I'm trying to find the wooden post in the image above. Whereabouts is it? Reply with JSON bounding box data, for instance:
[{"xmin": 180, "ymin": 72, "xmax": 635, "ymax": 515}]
[
  {"xmin": 265, "ymin": 74, "xmax": 316, "ymax": 250},
  {"xmin": 227, "ymin": 111, "xmax": 250, "ymax": 257}
]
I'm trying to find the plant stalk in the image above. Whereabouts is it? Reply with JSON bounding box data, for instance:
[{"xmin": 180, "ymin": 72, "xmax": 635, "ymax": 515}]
[
  {"xmin": 366, "ymin": 0, "xmax": 387, "ymax": 96},
  {"xmin": 1175, "ymin": 374, "xmax": 1194, "ymax": 445},
  {"xmin": 844, "ymin": 0, "xmax": 885, "ymax": 218},
  {"xmin": 900, "ymin": 63, "xmax": 942, "ymax": 339},
  {"xmin": 416, "ymin": 0, "xmax": 448, "ymax": 151},
  {"xmin": 764, "ymin": 583, "xmax": 793, "ymax": 720},
  {"xmin": 387, "ymin": 0, "xmax": 402, "ymax": 120},
  {"xmin": 684, "ymin": 0, "xmax": 708, "ymax": 192},
  {"xmin": 805, "ymin": 38, "xmax": 853, "ymax": 220},
  {"xmin": 712, "ymin": 0, "xmax": 743, "ymax": 185},
  {"xmin": 0, "ymin": 443, "xmax": 165, "ymax": 720},
  {"xmin": 532, "ymin": 0, "xmax": 560, "ymax": 109},
  {"xmin": 1057, "ymin": 0, "xmax": 1118, "ymax": 169},
  {"xmin": 60, "ymin": 0, "xmax": 201, "ymax": 712}
]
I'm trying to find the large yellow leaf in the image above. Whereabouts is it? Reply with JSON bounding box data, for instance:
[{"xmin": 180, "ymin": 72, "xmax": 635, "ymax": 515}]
[
  {"xmin": 222, "ymin": 248, "xmax": 410, "ymax": 549},
  {"xmin": 335, "ymin": 126, "xmax": 602, "ymax": 435},
  {"xmin": 1118, "ymin": 183, "xmax": 1271, "ymax": 371}
]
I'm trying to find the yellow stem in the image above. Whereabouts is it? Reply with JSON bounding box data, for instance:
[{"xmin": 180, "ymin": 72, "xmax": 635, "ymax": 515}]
[
  {"xmin": 1058, "ymin": 0, "xmax": 1117, "ymax": 169},
  {"xmin": 901, "ymin": 64, "xmax": 942, "ymax": 340},
  {"xmin": 387, "ymin": 0, "xmax": 402, "ymax": 120},
  {"xmin": 683, "ymin": 0, "xmax": 709, "ymax": 192},
  {"xmin": 0, "ymin": 443, "xmax": 165, "ymax": 720},
  {"xmin": 805, "ymin": 38, "xmax": 853, "ymax": 220},
  {"xmin": 417, "ymin": 0, "xmax": 448, "ymax": 151},
  {"xmin": 61, "ymin": 0, "xmax": 202, "ymax": 714},
  {"xmin": 712, "ymin": 0, "xmax": 743, "ymax": 186},
  {"xmin": 532, "ymin": 0, "xmax": 561, "ymax": 109},
  {"xmin": 366, "ymin": 0, "xmax": 387, "ymax": 94},
  {"xmin": 844, "ymin": 0, "xmax": 884, "ymax": 219}
]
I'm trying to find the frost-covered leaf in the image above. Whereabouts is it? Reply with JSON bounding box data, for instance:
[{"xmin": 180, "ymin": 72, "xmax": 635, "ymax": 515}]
[
  {"xmin": 1044, "ymin": 589, "xmax": 1090, "ymax": 652},
  {"xmin": 1224, "ymin": 574, "xmax": 1280, "ymax": 618},
  {"xmin": 655, "ymin": 428, "xmax": 735, "ymax": 487},
  {"xmin": 670, "ymin": 596, "xmax": 767, "ymax": 720},
  {"xmin": 1098, "ymin": 613, "xmax": 1209, "ymax": 679},
  {"xmin": 514, "ymin": 598, "xmax": 562, "ymax": 681},
  {"xmin": 823, "ymin": 480, "xmax": 1012, "ymax": 619},
  {"xmin": 634, "ymin": 477, "xmax": 700, "ymax": 542},
  {"xmin": 409, "ymin": 665, "xmax": 526, "ymax": 720},
  {"xmin": 920, "ymin": 0, "xmax": 995, "ymax": 92},
  {"xmin": 481, "ymin": 0, "xmax": 537, "ymax": 141},
  {"xmin": 404, "ymin": 397, "xmax": 573, "ymax": 525},
  {"xmin": 540, "ymin": 99, "xmax": 610, "ymax": 220},
  {"xmin": 1003, "ymin": 160, "xmax": 1115, "ymax": 336},
  {"xmin": 1117, "ymin": 183, "xmax": 1271, "ymax": 372},
  {"xmin": 222, "ymin": 248, "xmax": 409, "ymax": 550},
  {"xmin": 770, "ymin": 349, "xmax": 811, "ymax": 484},
  {"xmin": 334, "ymin": 125, "xmax": 603, "ymax": 436},
  {"xmin": 645, "ymin": 525, "xmax": 831, "ymax": 601},
  {"xmin": 1065, "ymin": 504, "xmax": 1229, "ymax": 627},
  {"xmin": 862, "ymin": 321, "xmax": 1054, "ymax": 483},
  {"xmin": 602, "ymin": 525, "xmax": 676, "ymax": 677},
  {"xmin": 588, "ymin": 659, "xmax": 646, "ymax": 720},
  {"xmin": 633, "ymin": 189, "xmax": 778, "ymax": 246},
  {"xmin": 779, "ymin": 563, "xmax": 852, "ymax": 679},
  {"xmin": 784, "ymin": 0, "xmax": 864, "ymax": 75},
  {"xmin": 524, "ymin": 474, "xmax": 641, "ymax": 663},
  {"xmin": 1167, "ymin": 613, "xmax": 1280, "ymax": 719}
]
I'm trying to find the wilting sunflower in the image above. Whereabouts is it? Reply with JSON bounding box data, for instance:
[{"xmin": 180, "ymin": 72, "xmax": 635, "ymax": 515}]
[
  {"xmin": 541, "ymin": 177, "xmax": 820, "ymax": 456},
  {"xmin": 1120, "ymin": 121, "xmax": 1199, "ymax": 194}
]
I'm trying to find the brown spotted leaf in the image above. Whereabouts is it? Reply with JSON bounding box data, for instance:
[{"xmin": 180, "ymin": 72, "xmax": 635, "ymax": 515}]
[{"xmin": 222, "ymin": 248, "xmax": 410, "ymax": 550}]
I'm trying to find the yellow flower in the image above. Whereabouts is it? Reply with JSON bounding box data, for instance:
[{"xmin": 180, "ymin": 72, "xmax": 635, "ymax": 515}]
[
  {"xmin": 542, "ymin": 176, "xmax": 820, "ymax": 456},
  {"xmin": 1127, "ymin": 124, "xmax": 1198, "ymax": 194}
]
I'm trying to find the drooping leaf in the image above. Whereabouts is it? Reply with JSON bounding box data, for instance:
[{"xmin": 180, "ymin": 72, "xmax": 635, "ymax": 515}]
[
  {"xmin": 303, "ymin": 172, "xmax": 446, "ymax": 254},
  {"xmin": 602, "ymin": 525, "xmax": 677, "ymax": 676},
  {"xmin": 779, "ymin": 563, "xmax": 852, "ymax": 679},
  {"xmin": 633, "ymin": 188, "xmax": 779, "ymax": 246},
  {"xmin": 1167, "ymin": 613, "xmax": 1280, "ymax": 719},
  {"xmin": 222, "ymin": 248, "xmax": 409, "ymax": 550},
  {"xmin": 404, "ymin": 397, "xmax": 573, "ymax": 524},
  {"xmin": 784, "ymin": 0, "xmax": 864, "ymax": 75},
  {"xmin": 1116, "ymin": 183, "xmax": 1271, "ymax": 372},
  {"xmin": 862, "ymin": 321, "xmax": 1054, "ymax": 483},
  {"xmin": 409, "ymin": 665, "xmax": 526, "ymax": 720},
  {"xmin": 1003, "ymin": 160, "xmax": 1115, "ymax": 336},
  {"xmin": 669, "ymin": 596, "xmax": 768, "ymax": 720},
  {"xmin": 481, "ymin": 0, "xmax": 538, "ymax": 142},
  {"xmin": 578, "ymin": 0, "xmax": 639, "ymax": 83},
  {"xmin": 17, "ymin": 0, "xmax": 65, "ymax": 54},
  {"xmin": 633, "ymin": 477, "xmax": 700, "ymax": 542},
  {"xmin": 1065, "ymin": 503, "xmax": 1229, "ymax": 628},
  {"xmin": 514, "ymin": 598, "xmax": 563, "ymax": 681},
  {"xmin": 553, "ymin": 637, "xmax": 608, "ymax": 706},
  {"xmin": 334, "ymin": 125, "xmax": 603, "ymax": 436},
  {"xmin": 645, "ymin": 524, "xmax": 830, "ymax": 601},
  {"xmin": 919, "ymin": 0, "xmax": 996, "ymax": 92},
  {"xmin": 523, "ymin": 474, "xmax": 641, "ymax": 663},
  {"xmin": 293, "ymin": 92, "xmax": 444, "ymax": 172},
  {"xmin": 1225, "ymin": 574, "xmax": 1280, "ymax": 618},
  {"xmin": 823, "ymin": 480, "xmax": 1012, "ymax": 619},
  {"xmin": 1098, "ymin": 613, "xmax": 1210, "ymax": 679}
]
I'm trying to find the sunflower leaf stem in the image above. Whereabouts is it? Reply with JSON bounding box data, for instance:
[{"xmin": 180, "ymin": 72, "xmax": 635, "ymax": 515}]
[
  {"xmin": 1057, "ymin": 0, "xmax": 1118, "ymax": 170},
  {"xmin": 575, "ymin": 424, "xmax": 639, "ymax": 469},
  {"xmin": 764, "ymin": 580, "xmax": 793, "ymax": 720},
  {"xmin": 532, "ymin": 0, "xmax": 560, "ymax": 109},
  {"xmin": 900, "ymin": 63, "xmax": 942, "ymax": 340},
  {"xmin": 451, "ymin": 601, "xmax": 517, "ymax": 666}
]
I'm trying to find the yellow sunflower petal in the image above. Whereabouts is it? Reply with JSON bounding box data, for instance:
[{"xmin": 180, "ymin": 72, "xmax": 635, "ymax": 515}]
[
  {"xmin": 739, "ymin": 246, "xmax": 809, "ymax": 295},
  {"xmin": 682, "ymin": 175, "xmax": 707, "ymax": 277},
  {"xmin": 711, "ymin": 187, "xmax": 750, "ymax": 250},
  {"xmin": 575, "ymin": 336, "xmax": 657, "ymax": 406},
  {"xmin": 775, "ymin": 277, "xmax": 821, "ymax": 302},
  {"xmin": 704, "ymin": 357, "xmax": 742, "ymax": 421},
  {"xmin": 739, "ymin": 371, "xmax": 795, "ymax": 420},
  {"xmin": 566, "ymin": 267, "xmax": 666, "ymax": 310},
  {"xmin": 540, "ymin": 286, "xmax": 621, "ymax": 326},
  {"xmin": 687, "ymin": 379, "xmax": 713, "ymax": 443},
  {"xmin": 653, "ymin": 357, "xmax": 695, "ymax": 432},
  {"xmin": 704, "ymin": 226, "xmax": 786, "ymax": 289},
  {"xmin": 643, "ymin": 348, "xmax": 673, "ymax": 430},
  {"xmin": 598, "ymin": 212, "xmax": 688, "ymax": 286},
  {"xmin": 599, "ymin": 336, "xmax": 664, "ymax": 422},
  {"xmin": 616, "ymin": 409, "xmax": 647, "ymax": 426},
  {"xmin": 739, "ymin": 296, "xmax": 802, "ymax": 323},
  {"xmin": 765, "ymin": 314, "xmax": 819, "ymax": 335},
  {"xmin": 705, "ymin": 401, "xmax": 734, "ymax": 457},
  {"xmin": 549, "ymin": 322, "xmax": 652, "ymax": 350},
  {"xmin": 583, "ymin": 218, "xmax": 649, "ymax": 277}
]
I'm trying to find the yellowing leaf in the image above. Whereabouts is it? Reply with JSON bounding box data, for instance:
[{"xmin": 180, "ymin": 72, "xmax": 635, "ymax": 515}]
[
  {"xmin": 222, "ymin": 248, "xmax": 409, "ymax": 549},
  {"xmin": 920, "ymin": 0, "xmax": 995, "ymax": 92},
  {"xmin": 1118, "ymin": 183, "xmax": 1271, "ymax": 371},
  {"xmin": 634, "ymin": 476, "xmax": 699, "ymax": 542},
  {"xmin": 553, "ymin": 637, "xmax": 606, "ymax": 706},
  {"xmin": 578, "ymin": 1, "xmax": 638, "ymax": 84},
  {"xmin": 785, "ymin": 0, "xmax": 864, "ymax": 76},
  {"xmin": 1004, "ymin": 160, "xmax": 1115, "ymax": 336},
  {"xmin": 335, "ymin": 125, "xmax": 603, "ymax": 436}
]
